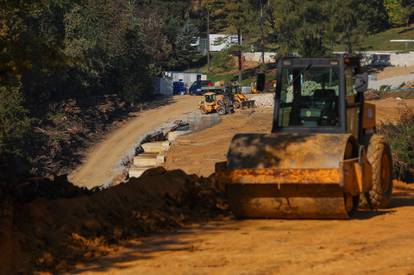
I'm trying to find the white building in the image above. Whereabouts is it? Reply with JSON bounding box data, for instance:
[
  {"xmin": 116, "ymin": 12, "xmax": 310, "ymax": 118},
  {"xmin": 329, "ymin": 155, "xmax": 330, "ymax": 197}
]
[
  {"xmin": 194, "ymin": 34, "xmax": 242, "ymax": 54},
  {"xmin": 163, "ymin": 71, "xmax": 207, "ymax": 87}
]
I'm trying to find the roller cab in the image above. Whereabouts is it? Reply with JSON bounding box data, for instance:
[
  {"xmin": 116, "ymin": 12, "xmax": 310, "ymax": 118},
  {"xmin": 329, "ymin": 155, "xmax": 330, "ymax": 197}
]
[{"xmin": 216, "ymin": 56, "xmax": 392, "ymax": 219}]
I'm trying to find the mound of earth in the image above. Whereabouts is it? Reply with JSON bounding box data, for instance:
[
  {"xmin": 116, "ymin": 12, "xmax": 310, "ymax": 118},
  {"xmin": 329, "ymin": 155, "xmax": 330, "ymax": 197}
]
[{"xmin": 0, "ymin": 168, "xmax": 228, "ymax": 274}]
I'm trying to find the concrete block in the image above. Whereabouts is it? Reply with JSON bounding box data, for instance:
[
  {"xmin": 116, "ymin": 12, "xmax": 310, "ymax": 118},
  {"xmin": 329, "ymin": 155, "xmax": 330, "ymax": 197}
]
[
  {"xmin": 141, "ymin": 141, "xmax": 170, "ymax": 153},
  {"xmin": 129, "ymin": 167, "xmax": 152, "ymax": 178},
  {"xmin": 167, "ymin": 130, "xmax": 191, "ymax": 142},
  {"xmin": 133, "ymin": 154, "xmax": 158, "ymax": 167},
  {"xmin": 156, "ymin": 154, "xmax": 166, "ymax": 164}
]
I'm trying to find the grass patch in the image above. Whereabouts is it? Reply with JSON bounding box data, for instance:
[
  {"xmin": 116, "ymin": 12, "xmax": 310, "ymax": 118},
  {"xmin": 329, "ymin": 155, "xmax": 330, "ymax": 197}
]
[{"xmin": 360, "ymin": 25, "xmax": 414, "ymax": 51}]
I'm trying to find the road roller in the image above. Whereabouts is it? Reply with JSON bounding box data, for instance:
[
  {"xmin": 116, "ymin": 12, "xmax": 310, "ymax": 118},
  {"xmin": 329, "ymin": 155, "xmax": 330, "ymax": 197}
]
[{"xmin": 216, "ymin": 56, "xmax": 393, "ymax": 219}]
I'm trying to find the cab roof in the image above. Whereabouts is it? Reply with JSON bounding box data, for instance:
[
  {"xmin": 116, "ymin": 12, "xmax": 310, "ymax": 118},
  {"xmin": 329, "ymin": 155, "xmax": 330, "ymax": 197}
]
[{"xmin": 204, "ymin": 92, "xmax": 216, "ymax": 96}]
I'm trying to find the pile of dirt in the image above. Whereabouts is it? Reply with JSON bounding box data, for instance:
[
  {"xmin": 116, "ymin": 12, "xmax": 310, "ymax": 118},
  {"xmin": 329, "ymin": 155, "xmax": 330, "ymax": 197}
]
[{"xmin": 0, "ymin": 167, "xmax": 228, "ymax": 274}]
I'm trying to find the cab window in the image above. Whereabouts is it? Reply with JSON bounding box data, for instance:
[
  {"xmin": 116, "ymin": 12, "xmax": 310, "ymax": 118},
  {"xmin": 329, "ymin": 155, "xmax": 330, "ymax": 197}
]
[{"xmin": 279, "ymin": 67, "xmax": 340, "ymax": 128}]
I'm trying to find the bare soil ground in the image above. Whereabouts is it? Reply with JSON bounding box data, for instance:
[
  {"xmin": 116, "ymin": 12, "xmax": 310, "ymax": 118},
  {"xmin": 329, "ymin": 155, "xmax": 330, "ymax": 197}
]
[
  {"xmin": 165, "ymin": 98, "xmax": 414, "ymax": 177},
  {"xmin": 74, "ymin": 184, "xmax": 414, "ymax": 274},
  {"xmin": 69, "ymin": 96, "xmax": 202, "ymax": 188},
  {"xmin": 374, "ymin": 97, "xmax": 414, "ymax": 123},
  {"xmin": 164, "ymin": 108, "xmax": 273, "ymax": 177},
  {"xmin": 4, "ymin": 98, "xmax": 413, "ymax": 274},
  {"xmin": 375, "ymin": 66, "xmax": 414, "ymax": 80},
  {"xmin": 71, "ymin": 98, "xmax": 414, "ymax": 275}
]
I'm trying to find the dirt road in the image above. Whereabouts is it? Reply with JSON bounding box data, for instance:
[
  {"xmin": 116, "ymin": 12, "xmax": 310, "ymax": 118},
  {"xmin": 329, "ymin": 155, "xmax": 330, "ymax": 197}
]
[
  {"xmin": 68, "ymin": 98, "xmax": 414, "ymax": 274},
  {"xmin": 164, "ymin": 108, "xmax": 273, "ymax": 177},
  {"xmin": 74, "ymin": 182, "xmax": 414, "ymax": 274},
  {"xmin": 165, "ymin": 98, "xmax": 414, "ymax": 177},
  {"xmin": 69, "ymin": 96, "xmax": 202, "ymax": 188}
]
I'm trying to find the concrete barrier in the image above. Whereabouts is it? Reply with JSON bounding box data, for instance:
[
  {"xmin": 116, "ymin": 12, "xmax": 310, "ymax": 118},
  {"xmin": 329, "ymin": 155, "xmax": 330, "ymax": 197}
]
[
  {"xmin": 141, "ymin": 141, "xmax": 170, "ymax": 153},
  {"xmin": 156, "ymin": 154, "xmax": 166, "ymax": 164},
  {"xmin": 133, "ymin": 154, "xmax": 159, "ymax": 167},
  {"xmin": 167, "ymin": 130, "xmax": 191, "ymax": 142},
  {"xmin": 129, "ymin": 167, "xmax": 152, "ymax": 178}
]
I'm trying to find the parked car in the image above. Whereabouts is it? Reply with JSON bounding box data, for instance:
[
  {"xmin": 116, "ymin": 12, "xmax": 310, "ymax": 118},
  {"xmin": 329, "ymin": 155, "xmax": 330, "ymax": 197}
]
[{"xmin": 189, "ymin": 80, "xmax": 213, "ymax": 95}]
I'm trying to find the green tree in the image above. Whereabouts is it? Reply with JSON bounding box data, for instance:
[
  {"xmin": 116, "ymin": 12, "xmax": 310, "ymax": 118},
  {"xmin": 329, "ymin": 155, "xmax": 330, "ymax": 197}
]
[
  {"xmin": 268, "ymin": 0, "xmax": 389, "ymax": 55},
  {"xmin": 136, "ymin": 0, "xmax": 202, "ymax": 72},
  {"xmin": 64, "ymin": 0, "xmax": 154, "ymax": 102},
  {"xmin": 269, "ymin": 0, "xmax": 330, "ymax": 57},
  {"xmin": 401, "ymin": 0, "xmax": 414, "ymax": 26},
  {"xmin": 0, "ymin": 86, "xmax": 30, "ymax": 156},
  {"xmin": 385, "ymin": 0, "xmax": 414, "ymax": 26},
  {"xmin": 387, "ymin": 0, "xmax": 406, "ymax": 25},
  {"xmin": 173, "ymin": 19, "xmax": 201, "ymax": 69},
  {"xmin": 331, "ymin": 0, "xmax": 366, "ymax": 54},
  {"xmin": 203, "ymin": 0, "xmax": 227, "ymax": 33}
]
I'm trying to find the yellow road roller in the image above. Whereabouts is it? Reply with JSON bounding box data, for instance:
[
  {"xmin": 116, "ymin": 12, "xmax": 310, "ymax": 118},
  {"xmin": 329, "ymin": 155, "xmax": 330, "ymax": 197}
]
[{"xmin": 216, "ymin": 56, "xmax": 393, "ymax": 219}]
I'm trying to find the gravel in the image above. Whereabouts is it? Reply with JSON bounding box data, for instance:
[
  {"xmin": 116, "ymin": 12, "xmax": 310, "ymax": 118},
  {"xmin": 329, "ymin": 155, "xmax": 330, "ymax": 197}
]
[{"xmin": 249, "ymin": 93, "xmax": 275, "ymax": 108}]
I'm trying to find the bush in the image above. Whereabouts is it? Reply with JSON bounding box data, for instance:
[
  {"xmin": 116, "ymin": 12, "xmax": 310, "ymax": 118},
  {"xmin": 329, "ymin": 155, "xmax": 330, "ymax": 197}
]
[
  {"xmin": 0, "ymin": 85, "xmax": 31, "ymax": 182},
  {"xmin": 379, "ymin": 104, "xmax": 414, "ymax": 181},
  {"xmin": 0, "ymin": 86, "xmax": 30, "ymax": 156}
]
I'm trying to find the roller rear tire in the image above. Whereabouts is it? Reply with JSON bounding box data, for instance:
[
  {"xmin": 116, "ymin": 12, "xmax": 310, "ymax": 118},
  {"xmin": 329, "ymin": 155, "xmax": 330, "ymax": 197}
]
[{"xmin": 360, "ymin": 135, "xmax": 393, "ymax": 209}]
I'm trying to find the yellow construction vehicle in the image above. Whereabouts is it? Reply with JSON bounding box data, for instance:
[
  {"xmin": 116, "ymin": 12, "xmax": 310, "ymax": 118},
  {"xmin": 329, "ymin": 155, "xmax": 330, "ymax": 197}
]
[
  {"xmin": 216, "ymin": 56, "xmax": 393, "ymax": 219},
  {"xmin": 199, "ymin": 92, "xmax": 234, "ymax": 115},
  {"xmin": 233, "ymin": 92, "xmax": 255, "ymax": 109},
  {"xmin": 251, "ymin": 82, "xmax": 259, "ymax": 94}
]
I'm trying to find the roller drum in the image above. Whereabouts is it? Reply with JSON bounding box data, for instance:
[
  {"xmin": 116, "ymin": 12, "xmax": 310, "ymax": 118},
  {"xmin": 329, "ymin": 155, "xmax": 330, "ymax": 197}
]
[{"xmin": 224, "ymin": 133, "xmax": 358, "ymax": 219}]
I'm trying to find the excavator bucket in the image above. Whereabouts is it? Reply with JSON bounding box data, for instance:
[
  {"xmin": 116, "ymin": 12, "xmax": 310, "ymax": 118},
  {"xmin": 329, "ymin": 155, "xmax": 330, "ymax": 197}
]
[{"xmin": 217, "ymin": 133, "xmax": 372, "ymax": 219}]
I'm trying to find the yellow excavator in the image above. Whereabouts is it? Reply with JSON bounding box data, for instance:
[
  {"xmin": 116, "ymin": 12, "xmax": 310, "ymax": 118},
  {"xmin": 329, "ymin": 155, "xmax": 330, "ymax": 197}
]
[{"xmin": 216, "ymin": 56, "xmax": 393, "ymax": 219}]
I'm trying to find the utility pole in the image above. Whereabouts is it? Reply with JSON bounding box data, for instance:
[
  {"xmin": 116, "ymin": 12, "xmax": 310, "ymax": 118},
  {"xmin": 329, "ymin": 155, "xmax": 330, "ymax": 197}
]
[
  {"xmin": 238, "ymin": 28, "xmax": 242, "ymax": 84},
  {"xmin": 207, "ymin": 8, "xmax": 211, "ymax": 73},
  {"xmin": 260, "ymin": 0, "xmax": 265, "ymax": 69}
]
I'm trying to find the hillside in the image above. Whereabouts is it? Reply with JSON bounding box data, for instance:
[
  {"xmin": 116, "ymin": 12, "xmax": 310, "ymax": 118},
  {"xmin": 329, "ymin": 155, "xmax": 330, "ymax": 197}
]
[{"xmin": 356, "ymin": 24, "xmax": 414, "ymax": 51}]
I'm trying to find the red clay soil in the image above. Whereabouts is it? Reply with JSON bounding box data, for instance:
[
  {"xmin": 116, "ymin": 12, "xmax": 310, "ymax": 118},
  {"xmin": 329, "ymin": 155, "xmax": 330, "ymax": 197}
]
[{"xmin": 0, "ymin": 168, "xmax": 227, "ymax": 274}]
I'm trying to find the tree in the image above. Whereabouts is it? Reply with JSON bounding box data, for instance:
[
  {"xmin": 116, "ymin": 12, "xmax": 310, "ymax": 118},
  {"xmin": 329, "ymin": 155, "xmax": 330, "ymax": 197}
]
[
  {"xmin": 136, "ymin": 0, "xmax": 202, "ymax": 72},
  {"xmin": 268, "ymin": 0, "xmax": 330, "ymax": 57},
  {"xmin": 173, "ymin": 19, "xmax": 201, "ymax": 69},
  {"xmin": 401, "ymin": 0, "xmax": 414, "ymax": 26},
  {"xmin": 385, "ymin": 0, "xmax": 414, "ymax": 26},
  {"xmin": 64, "ymin": 0, "xmax": 154, "ymax": 102},
  {"xmin": 226, "ymin": 0, "xmax": 255, "ymax": 82},
  {"xmin": 331, "ymin": 0, "xmax": 366, "ymax": 54},
  {"xmin": 0, "ymin": 86, "xmax": 30, "ymax": 155},
  {"xmin": 203, "ymin": 0, "xmax": 227, "ymax": 33},
  {"xmin": 268, "ymin": 0, "xmax": 389, "ymax": 56}
]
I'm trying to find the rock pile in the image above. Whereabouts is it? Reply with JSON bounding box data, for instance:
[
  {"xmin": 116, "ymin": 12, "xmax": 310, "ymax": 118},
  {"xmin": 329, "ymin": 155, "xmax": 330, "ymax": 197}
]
[{"xmin": 250, "ymin": 93, "xmax": 275, "ymax": 108}]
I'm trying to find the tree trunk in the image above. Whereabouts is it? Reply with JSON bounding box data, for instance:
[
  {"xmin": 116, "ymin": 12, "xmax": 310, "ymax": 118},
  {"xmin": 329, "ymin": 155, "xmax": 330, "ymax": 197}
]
[
  {"xmin": 238, "ymin": 28, "xmax": 242, "ymax": 84},
  {"xmin": 346, "ymin": 29, "xmax": 352, "ymax": 55}
]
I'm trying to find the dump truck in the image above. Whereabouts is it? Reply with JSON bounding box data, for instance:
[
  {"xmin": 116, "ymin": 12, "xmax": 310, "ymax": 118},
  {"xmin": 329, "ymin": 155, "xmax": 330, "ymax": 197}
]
[{"xmin": 216, "ymin": 56, "xmax": 393, "ymax": 219}]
